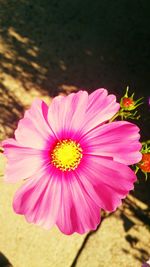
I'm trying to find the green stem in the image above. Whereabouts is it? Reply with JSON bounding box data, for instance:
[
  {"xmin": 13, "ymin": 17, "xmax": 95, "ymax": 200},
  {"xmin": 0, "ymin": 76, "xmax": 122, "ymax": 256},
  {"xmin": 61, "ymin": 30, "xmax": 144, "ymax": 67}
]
[{"xmin": 109, "ymin": 111, "xmax": 120, "ymax": 122}]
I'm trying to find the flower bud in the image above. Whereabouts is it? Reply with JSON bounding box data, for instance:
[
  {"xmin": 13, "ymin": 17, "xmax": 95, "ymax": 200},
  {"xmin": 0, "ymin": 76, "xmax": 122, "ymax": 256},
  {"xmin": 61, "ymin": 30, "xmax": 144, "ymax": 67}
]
[
  {"xmin": 138, "ymin": 153, "xmax": 150, "ymax": 173},
  {"xmin": 120, "ymin": 86, "xmax": 143, "ymax": 111}
]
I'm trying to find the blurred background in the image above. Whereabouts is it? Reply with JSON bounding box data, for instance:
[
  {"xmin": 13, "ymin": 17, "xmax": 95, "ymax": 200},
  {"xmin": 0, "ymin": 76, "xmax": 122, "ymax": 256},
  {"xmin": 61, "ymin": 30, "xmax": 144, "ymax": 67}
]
[{"xmin": 0, "ymin": 1, "xmax": 150, "ymax": 267}]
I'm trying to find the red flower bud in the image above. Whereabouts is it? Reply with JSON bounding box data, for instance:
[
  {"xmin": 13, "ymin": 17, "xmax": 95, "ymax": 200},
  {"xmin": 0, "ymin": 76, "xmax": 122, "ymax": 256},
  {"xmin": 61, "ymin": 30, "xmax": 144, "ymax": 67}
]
[
  {"xmin": 120, "ymin": 86, "xmax": 143, "ymax": 111},
  {"xmin": 122, "ymin": 97, "xmax": 135, "ymax": 108},
  {"xmin": 138, "ymin": 153, "xmax": 150, "ymax": 173}
]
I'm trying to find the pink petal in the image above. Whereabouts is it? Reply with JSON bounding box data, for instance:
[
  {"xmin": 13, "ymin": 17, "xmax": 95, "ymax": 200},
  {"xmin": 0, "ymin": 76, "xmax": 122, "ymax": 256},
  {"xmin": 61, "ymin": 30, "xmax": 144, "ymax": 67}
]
[
  {"xmin": 80, "ymin": 121, "xmax": 142, "ymax": 165},
  {"xmin": 77, "ymin": 155, "xmax": 136, "ymax": 212},
  {"xmin": 81, "ymin": 88, "xmax": 120, "ymax": 133},
  {"xmin": 48, "ymin": 91, "xmax": 88, "ymax": 139},
  {"xmin": 56, "ymin": 171, "xmax": 100, "ymax": 235},
  {"xmin": 2, "ymin": 138, "xmax": 50, "ymax": 183},
  {"xmin": 15, "ymin": 99, "xmax": 55, "ymax": 149},
  {"xmin": 13, "ymin": 166, "xmax": 61, "ymax": 229}
]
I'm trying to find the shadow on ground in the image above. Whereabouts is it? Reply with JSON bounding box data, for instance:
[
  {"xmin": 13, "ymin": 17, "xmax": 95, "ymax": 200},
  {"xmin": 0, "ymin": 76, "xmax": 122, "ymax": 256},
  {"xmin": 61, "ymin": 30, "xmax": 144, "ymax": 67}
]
[
  {"xmin": 0, "ymin": 0, "xmax": 150, "ymax": 94},
  {"xmin": 0, "ymin": 0, "xmax": 150, "ymax": 138},
  {"xmin": 0, "ymin": 252, "xmax": 12, "ymax": 267},
  {"xmin": 0, "ymin": 82, "xmax": 24, "ymax": 138}
]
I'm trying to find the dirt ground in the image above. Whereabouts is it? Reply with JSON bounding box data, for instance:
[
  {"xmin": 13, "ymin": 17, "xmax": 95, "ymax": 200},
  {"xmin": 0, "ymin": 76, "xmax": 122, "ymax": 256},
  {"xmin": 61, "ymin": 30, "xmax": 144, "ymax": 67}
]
[{"xmin": 0, "ymin": 1, "xmax": 150, "ymax": 267}]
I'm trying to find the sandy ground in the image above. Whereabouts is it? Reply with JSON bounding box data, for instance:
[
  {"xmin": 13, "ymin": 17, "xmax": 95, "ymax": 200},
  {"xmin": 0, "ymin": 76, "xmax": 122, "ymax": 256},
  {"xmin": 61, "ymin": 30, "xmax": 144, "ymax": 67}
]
[{"xmin": 0, "ymin": 1, "xmax": 150, "ymax": 266}]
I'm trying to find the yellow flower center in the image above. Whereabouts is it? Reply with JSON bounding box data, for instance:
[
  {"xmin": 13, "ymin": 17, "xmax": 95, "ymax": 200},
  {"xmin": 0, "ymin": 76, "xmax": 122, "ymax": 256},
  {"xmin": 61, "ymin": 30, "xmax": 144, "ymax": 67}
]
[{"xmin": 51, "ymin": 139, "xmax": 83, "ymax": 171}]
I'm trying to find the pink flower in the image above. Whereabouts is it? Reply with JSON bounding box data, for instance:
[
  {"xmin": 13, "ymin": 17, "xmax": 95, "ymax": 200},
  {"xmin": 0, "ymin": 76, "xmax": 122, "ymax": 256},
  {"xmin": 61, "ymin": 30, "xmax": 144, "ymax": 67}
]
[{"xmin": 2, "ymin": 89, "xmax": 142, "ymax": 235}]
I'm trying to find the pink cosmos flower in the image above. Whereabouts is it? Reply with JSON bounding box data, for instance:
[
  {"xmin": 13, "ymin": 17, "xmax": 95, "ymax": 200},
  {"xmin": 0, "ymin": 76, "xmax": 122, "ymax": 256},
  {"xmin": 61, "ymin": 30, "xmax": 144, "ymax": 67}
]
[{"xmin": 2, "ymin": 89, "xmax": 142, "ymax": 235}]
